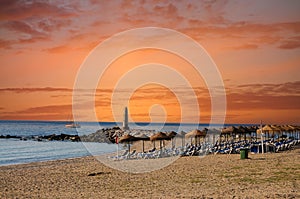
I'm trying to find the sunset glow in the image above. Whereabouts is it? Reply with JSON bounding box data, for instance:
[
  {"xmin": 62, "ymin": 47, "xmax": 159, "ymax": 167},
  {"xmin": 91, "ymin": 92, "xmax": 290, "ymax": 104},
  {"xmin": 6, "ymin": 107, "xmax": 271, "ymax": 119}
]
[{"xmin": 0, "ymin": 0, "xmax": 299, "ymax": 124}]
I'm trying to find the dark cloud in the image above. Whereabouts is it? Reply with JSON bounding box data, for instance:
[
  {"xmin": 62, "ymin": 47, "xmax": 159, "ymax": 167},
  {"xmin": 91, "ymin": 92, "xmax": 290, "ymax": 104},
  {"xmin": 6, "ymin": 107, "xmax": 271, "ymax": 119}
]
[
  {"xmin": 0, "ymin": 1, "xmax": 77, "ymax": 21},
  {"xmin": 0, "ymin": 1, "xmax": 79, "ymax": 50}
]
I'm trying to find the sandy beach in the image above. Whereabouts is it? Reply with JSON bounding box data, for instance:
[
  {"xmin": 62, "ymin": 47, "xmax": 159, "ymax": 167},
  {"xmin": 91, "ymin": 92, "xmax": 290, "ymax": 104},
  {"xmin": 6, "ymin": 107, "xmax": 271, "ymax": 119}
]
[{"xmin": 1, "ymin": 147, "xmax": 299, "ymax": 199}]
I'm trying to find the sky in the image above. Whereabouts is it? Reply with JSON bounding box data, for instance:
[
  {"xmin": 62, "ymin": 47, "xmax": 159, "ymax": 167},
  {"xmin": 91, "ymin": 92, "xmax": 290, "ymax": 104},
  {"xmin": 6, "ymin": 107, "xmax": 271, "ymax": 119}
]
[{"xmin": 0, "ymin": 0, "xmax": 299, "ymax": 124}]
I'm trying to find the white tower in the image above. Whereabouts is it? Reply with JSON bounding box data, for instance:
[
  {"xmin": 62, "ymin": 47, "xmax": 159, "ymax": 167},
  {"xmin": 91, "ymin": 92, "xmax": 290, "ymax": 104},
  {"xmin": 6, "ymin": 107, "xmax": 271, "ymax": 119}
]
[{"xmin": 123, "ymin": 107, "xmax": 129, "ymax": 130}]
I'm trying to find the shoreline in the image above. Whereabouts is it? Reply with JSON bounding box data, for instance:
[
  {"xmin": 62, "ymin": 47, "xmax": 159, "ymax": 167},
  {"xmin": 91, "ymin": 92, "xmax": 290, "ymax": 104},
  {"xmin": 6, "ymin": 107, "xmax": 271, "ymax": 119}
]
[{"xmin": 1, "ymin": 148, "xmax": 299, "ymax": 198}]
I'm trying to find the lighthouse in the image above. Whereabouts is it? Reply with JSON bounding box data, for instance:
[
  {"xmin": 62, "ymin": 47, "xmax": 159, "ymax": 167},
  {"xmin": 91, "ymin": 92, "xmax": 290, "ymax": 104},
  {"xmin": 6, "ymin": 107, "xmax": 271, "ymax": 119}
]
[{"xmin": 123, "ymin": 107, "xmax": 129, "ymax": 131}]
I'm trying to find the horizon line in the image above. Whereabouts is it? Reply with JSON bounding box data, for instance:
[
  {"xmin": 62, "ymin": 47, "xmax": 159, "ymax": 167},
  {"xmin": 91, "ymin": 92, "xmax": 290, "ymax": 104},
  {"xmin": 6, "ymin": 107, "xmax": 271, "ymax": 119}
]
[{"xmin": 0, "ymin": 119, "xmax": 298, "ymax": 126}]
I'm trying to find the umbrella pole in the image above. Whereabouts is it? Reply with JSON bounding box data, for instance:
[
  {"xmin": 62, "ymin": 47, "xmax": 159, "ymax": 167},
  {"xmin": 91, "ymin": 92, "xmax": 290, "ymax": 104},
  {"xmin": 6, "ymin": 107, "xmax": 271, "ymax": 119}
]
[
  {"xmin": 260, "ymin": 120, "xmax": 264, "ymax": 154},
  {"xmin": 142, "ymin": 140, "xmax": 144, "ymax": 153},
  {"xmin": 128, "ymin": 141, "xmax": 130, "ymax": 158}
]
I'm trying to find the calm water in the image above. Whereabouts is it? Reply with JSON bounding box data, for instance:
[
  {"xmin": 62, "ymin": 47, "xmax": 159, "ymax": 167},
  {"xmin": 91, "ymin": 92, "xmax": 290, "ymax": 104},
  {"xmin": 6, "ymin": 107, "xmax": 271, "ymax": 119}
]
[{"xmin": 0, "ymin": 120, "xmax": 233, "ymax": 166}]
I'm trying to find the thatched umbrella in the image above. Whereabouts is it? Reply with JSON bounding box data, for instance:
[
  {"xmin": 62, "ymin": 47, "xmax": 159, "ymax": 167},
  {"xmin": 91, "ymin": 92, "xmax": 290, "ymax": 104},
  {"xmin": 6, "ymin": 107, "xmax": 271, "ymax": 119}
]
[
  {"xmin": 119, "ymin": 134, "xmax": 137, "ymax": 155},
  {"xmin": 257, "ymin": 125, "xmax": 278, "ymax": 139},
  {"xmin": 202, "ymin": 128, "xmax": 209, "ymax": 142},
  {"xmin": 237, "ymin": 126, "xmax": 248, "ymax": 141},
  {"xmin": 167, "ymin": 131, "xmax": 177, "ymax": 148},
  {"xmin": 222, "ymin": 126, "xmax": 239, "ymax": 141},
  {"xmin": 135, "ymin": 134, "xmax": 150, "ymax": 153},
  {"xmin": 206, "ymin": 128, "xmax": 221, "ymax": 144},
  {"xmin": 270, "ymin": 125, "xmax": 282, "ymax": 140},
  {"xmin": 185, "ymin": 129, "xmax": 206, "ymax": 146},
  {"xmin": 177, "ymin": 131, "xmax": 186, "ymax": 147},
  {"xmin": 288, "ymin": 125, "xmax": 298, "ymax": 139},
  {"xmin": 150, "ymin": 132, "xmax": 169, "ymax": 150},
  {"xmin": 285, "ymin": 125, "xmax": 300, "ymax": 139},
  {"xmin": 246, "ymin": 126, "xmax": 258, "ymax": 140}
]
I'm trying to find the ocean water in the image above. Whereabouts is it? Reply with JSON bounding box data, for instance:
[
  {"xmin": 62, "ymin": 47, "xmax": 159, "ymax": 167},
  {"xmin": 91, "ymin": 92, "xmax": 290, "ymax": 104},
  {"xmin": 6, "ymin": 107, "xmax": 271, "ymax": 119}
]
[{"xmin": 0, "ymin": 120, "xmax": 230, "ymax": 166}]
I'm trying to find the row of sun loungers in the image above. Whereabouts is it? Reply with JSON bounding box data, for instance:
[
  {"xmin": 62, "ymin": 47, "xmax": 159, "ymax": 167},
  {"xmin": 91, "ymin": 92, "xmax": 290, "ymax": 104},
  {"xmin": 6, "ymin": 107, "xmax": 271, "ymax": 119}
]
[{"xmin": 109, "ymin": 138, "xmax": 300, "ymax": 160}]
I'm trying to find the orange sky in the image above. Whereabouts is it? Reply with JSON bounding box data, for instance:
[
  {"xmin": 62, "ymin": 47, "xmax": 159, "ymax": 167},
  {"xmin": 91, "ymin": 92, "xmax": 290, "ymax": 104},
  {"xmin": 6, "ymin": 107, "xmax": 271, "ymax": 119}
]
[{"xmin": 0, "ymin": 0, "xmax": 299, "ymax": 124}]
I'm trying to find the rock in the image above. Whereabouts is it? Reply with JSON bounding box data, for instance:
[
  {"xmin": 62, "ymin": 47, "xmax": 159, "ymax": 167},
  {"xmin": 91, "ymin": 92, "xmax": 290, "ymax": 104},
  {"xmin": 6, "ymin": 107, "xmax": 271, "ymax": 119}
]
[{"xmin": 80, "ymin": 127, "xmax": 124, "ymax": 143}]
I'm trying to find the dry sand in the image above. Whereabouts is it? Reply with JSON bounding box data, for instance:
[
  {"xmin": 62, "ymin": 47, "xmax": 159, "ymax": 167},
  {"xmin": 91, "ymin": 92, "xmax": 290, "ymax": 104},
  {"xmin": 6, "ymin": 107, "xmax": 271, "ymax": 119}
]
[{"xmin": 1, "ymin": 148, "xmax": 300, "ymax": 199}]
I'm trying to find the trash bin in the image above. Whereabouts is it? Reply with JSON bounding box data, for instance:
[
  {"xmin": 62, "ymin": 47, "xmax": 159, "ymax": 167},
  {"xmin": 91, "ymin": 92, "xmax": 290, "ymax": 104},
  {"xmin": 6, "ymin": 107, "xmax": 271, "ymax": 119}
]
[{"xmin": 240, "ymin": 148, "xmax": 249, "ymax": 159}]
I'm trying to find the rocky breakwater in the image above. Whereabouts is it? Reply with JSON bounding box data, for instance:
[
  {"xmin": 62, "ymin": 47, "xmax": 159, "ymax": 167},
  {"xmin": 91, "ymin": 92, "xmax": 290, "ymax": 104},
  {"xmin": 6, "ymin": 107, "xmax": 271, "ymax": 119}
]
[
  {"xmin": 80, "ymin": 126, "xmax": 124, "ymax": 143},
  {"xmin": 0, "ymin": 126, "xmax": 125, "ymax": 143},
  {"xmin": 0, "ymin": 134, "xmax": 81, "ymax": 142},
  {"xmin": 43, "ymin": 134, "xmax": 80, "ymax": 142}
]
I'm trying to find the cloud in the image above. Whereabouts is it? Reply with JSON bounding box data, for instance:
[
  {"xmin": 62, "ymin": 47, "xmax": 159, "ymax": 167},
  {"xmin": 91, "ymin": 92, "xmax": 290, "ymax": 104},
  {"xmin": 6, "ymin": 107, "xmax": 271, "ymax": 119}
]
[
  {"xmin": 37, "ymin": 18, "xmax": 72, "ymax": 33},
  {"xmin": 0, "ymin": 1, "xmax": 80, "ymax": 51},
  {"xmin": 44, "ymin": 45, "xmax": 72, "ymax": 54},
  {"xmin": 182, "ymin": 20, "xmax": 300, "ymax": 50},
  {"xmin": 278, "ymin": 36, "xmax": 300, "ymax": 49},
  {"xmin": 0, "ymin": 87, "xmax": 73, "ymax": 93},
  {"xmin": 0, "ymin": 1, "xmax": 78, "ymax": 21},
  {"xmin": 226, "ymin": 81, "xmax": 300, "ymax": 111},
  {"xmin": 0, "ymin": 81, "xmax": 299, "ymax": 122},
  {"xmin": 18, "ymin": 104, "xmax": 71, "ymax": 114},
  {"xmin": 233, "ymin": 81, "xmax": 300, "ymax": 96},
  {"xmin": 0, "ymin": 39, "xmax": 13, "ymax": 49},
  {"xmin": 1, "ymin": 1, "xmax": 299, "ymax": 54},
  {"xmin": 231, "ymin": 44, "xmax": 259, "ymax": 50},
  {"xmin": 4, "ymin": 21, "xmax": 44, "ymax": 36},
  {"xmin": 0, "ymin": 104, "xmax": 72, "ymax": 120}
]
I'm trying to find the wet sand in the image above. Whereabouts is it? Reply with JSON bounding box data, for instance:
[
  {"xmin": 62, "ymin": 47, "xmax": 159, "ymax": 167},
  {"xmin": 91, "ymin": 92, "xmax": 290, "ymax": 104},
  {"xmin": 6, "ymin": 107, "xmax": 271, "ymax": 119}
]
[{"xmin": 1, "ymin": 148, "xmax": 300, "ymax": 199}]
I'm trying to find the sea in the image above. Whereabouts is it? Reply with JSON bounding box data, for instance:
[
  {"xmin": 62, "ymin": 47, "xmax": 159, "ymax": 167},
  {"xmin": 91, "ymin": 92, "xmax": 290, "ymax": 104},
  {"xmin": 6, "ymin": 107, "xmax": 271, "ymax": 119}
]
[{"xmin": 0, "ymin": 120, "xmax": 240, "ymax": 166}]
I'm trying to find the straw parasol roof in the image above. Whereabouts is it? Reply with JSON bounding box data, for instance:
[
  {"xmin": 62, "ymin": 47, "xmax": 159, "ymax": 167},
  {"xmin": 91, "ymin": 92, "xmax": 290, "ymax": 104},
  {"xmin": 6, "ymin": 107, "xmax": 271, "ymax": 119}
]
[
  {"xmin": 185, "ymin": 129, "xmax": 206, "ymax": 138},
  {"xmin": 177, "ymin": 131, "xmax": 186, "ymax": 137},
  {"xmin": 235, "ymin": 126, "xmax": 244, "ymax": 134},
  {"xmin": 262, "ymin": 125, "xmax": 274, "ymax": 132},
  {"xmin": 150, "ymin": 132, "xmax": 169, "ymax": 141},
  {"xmin": 279, "ymin": 125, "xmax": 292, "ymax": 132},
  {"xmin": 135, "ymin": 134, "xmax": 150, "ymax": 141},
  {"xmin": 270, "ymin": 125, "xmax": 281, "ymax": 132},
  {"xmin": 119, "ymin": 134, "xmax": 137, "ymax": 143},
  {"xmin": 150, "ymin": 132, "xmax": 169, "ymax": 150},
  {"xmin": 246, "ymin": 126, "xmax": 258, "ymax": 133},
  {"xmin": 167, "ymin": 131, "xmax": 177, "ymax": 139},
  {"xmin": 118, "ymin": 134, "xmax": 137, "ymax": 155},
  {"xmin": 221, "ymin": 126, "xmax": 239, "ymax": 134},
  {"xmin": 288, "ymin": 125, "xmax": 300, "ymax": 131},
  {"xmin": 206, "ymin": 128, "xmax": 221, "ymax": 134},
  {"xmin": 256, "ymin": 125, "xmax": 282, "ymax": 138}
]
